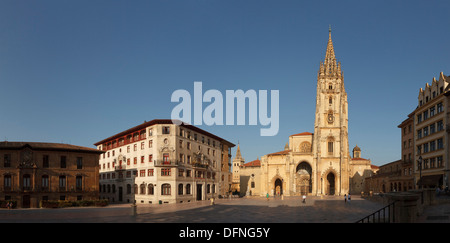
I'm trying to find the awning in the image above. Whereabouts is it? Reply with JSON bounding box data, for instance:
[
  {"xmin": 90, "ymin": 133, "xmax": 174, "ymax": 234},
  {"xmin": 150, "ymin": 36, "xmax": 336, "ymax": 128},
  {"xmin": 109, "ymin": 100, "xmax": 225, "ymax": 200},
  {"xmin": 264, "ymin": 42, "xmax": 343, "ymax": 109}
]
[{"xmin": 417, "ymin": 174, "xmax": 442, "ymax": 186}]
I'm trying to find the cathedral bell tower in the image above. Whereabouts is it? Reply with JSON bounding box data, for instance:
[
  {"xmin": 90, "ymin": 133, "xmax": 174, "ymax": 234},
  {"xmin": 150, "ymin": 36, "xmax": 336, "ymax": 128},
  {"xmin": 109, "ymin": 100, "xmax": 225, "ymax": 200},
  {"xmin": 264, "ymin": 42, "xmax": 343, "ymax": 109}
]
[{"xmin": 313, "ymin": 27, "xmax": 350, "ymax": 196}]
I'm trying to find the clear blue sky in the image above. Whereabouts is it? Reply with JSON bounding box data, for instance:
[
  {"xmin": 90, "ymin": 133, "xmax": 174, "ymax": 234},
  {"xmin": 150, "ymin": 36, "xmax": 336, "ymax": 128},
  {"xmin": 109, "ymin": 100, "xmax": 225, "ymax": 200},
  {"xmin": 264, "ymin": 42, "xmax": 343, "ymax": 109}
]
[{"xmin": 0, "ymin": 0, "xmax": 449, "ymax": 166}]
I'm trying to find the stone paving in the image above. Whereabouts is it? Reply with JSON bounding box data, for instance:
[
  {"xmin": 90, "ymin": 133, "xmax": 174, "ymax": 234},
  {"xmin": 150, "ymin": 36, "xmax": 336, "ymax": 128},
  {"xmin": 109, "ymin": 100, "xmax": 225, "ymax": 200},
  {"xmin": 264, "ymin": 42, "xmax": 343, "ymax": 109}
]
[
  {"xmin": 2, "ymin": 195, "xmax": 450, "ymax": 224},
  {"xmin": 0, "ymin": 195, "xmax": 387, "ymax": 223}
]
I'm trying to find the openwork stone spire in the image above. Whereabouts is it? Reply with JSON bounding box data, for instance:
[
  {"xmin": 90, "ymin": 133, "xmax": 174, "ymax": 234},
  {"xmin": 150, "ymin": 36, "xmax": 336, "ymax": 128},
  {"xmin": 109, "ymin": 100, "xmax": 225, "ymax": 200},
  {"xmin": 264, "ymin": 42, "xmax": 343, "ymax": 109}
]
[{"xmin": 319, "ymin": 26, "xmax": 342, "ymax": 78}]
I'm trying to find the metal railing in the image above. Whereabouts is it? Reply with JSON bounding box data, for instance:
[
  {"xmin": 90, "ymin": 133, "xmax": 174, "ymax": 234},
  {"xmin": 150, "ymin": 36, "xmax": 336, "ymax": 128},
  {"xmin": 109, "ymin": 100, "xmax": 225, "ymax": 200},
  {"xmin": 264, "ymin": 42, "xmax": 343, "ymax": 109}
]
[{"xmin": 356, "ymin": 201, "xmax": 396, "ymax": 223}]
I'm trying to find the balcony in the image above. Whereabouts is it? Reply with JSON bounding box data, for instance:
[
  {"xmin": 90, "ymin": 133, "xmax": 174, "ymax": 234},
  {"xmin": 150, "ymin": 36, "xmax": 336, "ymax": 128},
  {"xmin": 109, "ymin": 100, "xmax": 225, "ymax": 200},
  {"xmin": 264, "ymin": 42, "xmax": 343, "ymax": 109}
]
[
  {"xmin": 115, "ymin": 164, "xmax": 127, "ymax": 171},
  {"xmin": 154, "ymin": 160, "xmax": 179, "ymax": 167}
]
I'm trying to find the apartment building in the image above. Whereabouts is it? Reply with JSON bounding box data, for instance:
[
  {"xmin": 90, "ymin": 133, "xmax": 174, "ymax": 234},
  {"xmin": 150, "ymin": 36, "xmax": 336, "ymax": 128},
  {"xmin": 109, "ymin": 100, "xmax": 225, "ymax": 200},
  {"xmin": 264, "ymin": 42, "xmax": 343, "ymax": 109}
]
[
  {"xmin": 95, "ymin": 119, "xmax": 235, "ymax": 204},
  {"xmin": 414, "ymin": 72, "xmax": 449, "ymax": 189}
]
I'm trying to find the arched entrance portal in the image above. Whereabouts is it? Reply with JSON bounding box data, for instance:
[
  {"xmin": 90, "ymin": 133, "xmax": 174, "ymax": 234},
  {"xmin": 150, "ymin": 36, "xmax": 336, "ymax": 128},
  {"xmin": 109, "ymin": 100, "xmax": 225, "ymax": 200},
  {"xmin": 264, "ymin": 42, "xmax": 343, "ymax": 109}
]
[
  {"xmin": 274, "ymin": 179, "xmax": 283, "ymax": 196},
  {"xmin": 326, "ymin": 173, "xmax": 335, "ymax": 195},
  {"xmin": 296, "ymin": 162, "xmax": 312, "ymax": 195}
]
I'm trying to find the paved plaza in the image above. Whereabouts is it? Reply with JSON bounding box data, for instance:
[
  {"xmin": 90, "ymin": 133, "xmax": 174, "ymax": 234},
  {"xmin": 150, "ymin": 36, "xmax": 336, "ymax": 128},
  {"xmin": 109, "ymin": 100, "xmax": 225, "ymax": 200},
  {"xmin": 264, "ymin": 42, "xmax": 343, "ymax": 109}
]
[
  {"xmin": 1, "ymin": 195, "xmax": 450, "ymax": 223},
  {"xmin": 0, "ymin": 195, "xmax": 387, "ymax": 223}
]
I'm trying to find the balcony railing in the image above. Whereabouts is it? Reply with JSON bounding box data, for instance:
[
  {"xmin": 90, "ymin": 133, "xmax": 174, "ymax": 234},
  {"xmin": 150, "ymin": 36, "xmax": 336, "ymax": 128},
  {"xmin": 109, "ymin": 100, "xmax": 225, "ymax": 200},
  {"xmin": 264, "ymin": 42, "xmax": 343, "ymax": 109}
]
[{"xmin": 154, "ymin": 160, "xmax": 180, "ymax": 167}]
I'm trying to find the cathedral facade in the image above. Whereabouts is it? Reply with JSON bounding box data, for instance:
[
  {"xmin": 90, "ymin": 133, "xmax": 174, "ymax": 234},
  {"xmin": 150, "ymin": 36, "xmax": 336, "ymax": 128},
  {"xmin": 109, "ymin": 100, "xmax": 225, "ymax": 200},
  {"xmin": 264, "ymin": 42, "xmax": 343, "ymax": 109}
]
[{"xmin": 233, "ymin": 29, "xmax": 375, "ymax": 197}]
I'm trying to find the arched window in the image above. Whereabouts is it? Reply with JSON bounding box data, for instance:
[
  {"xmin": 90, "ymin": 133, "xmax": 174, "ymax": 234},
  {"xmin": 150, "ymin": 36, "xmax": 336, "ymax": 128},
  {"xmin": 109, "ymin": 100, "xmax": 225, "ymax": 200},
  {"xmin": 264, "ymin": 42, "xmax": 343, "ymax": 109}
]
[
  {"xmin": 161, "ymin": 184, "xmax": 171, "ymax": 195},
  {"xmin": 140, "ymin": 184, "xmax": 146, "ymax": 194},
  {"xmin": 178, "ymin": 184, "xmax": 183, "ymax": 195},
  {"xmin": 186, "ymin": 184, "xmax": 191, "ymax": 195},
  {"xmin": 148, "ymin": 184, "xmax": 154, "ymax": 195}
]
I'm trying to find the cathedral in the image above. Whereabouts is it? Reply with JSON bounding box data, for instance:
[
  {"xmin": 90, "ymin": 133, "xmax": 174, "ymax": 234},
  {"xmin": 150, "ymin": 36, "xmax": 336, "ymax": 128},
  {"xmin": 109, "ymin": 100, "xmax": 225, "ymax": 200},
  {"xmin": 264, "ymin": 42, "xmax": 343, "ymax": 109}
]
[{"xmin": 232, "ymin": 28, "xmax": 376, "ymax": 197}]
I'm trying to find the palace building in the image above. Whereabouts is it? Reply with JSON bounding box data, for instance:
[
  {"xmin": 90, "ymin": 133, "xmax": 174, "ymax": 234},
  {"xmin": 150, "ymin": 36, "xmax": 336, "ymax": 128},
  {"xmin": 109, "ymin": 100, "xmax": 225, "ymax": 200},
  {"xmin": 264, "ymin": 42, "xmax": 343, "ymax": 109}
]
[
  {"xmin": 0, "ymin": 141, "xmax": 103, "ymax": 208},
  {"xmin": 95, "ymin": 119, "xmax": 234, "ymax": 204},
  {"xmin": 234, "ymin": 28, "xmax": 376, "ymax": 197}
]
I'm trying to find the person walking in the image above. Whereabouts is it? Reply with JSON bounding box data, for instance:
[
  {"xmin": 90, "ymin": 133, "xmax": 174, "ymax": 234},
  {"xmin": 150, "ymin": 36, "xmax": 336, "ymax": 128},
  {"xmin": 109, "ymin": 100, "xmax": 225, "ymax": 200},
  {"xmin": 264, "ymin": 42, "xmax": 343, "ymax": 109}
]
[
  {"xmin": 302, "ymin": 194, "xmax": 306, "ymax": 204},
  {"xmin": 344, "ymin": 194, "xmax": 347, "ymax": 203},
  {"xmin": 348, "ymin": 193, "xmax": 351, "ymax": 203}
]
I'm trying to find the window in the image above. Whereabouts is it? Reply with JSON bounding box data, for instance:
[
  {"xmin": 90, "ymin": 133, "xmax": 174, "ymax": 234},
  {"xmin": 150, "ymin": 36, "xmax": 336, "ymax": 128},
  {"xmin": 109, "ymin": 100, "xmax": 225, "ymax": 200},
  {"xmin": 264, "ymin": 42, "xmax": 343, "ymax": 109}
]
[
  {"xmin": 140, "ymin": 170, "xmax": 145, "ymax": 177},
  {"xmin": 178, "ymin": 184, "xmax": 183, "ymax": 195},
  {"xmin": 149, "ymin": 140, "xmax": 153, "ymax": 148},
  {"xmin": 423, "ymin": 110, "xmax": 428, "ymax": 120},
  {"xmin": 134, "ymin": 157, "xmax": 137, "ymax": 164},
  {"xmin": 437, "ymin": 138, "xmax": 443, "ymax": 149},
  {"xmin": 162, "ymin": 126, "xmax": 170, "ymax": 134},
  {"xmin": 148, "ymin": 169, "xmax": 154, "ymax": 176},
  {"xmin": 4, "ymin": 154, "xmax": 11, "ymax": 167},
  {"xmin": 328, "ymin": 142, "xmax": 333, "ymax": 153},
  {"xmin": 430, "ymin": 124, "xmax": 435, "ymax": 134},
  {"xmin": 59, "ymin": 176, "xmax": 66, "ymax": 190},
  {"xmin": 161, "ymin": 184, "xmax": 171, "ymax": 195},
  {"xmin": 417, "ymin": 114, "xmax": 422, "ymax": 124},
  {"xmin": 437, "ymin": 120, "xmax": 444, "ymax": 131},
  {"xmin": 43, "ymin": 155, "xmax": 49, "ymax": 168},
  {"xmin": 76, "ymin": 176, "xmax": 82, "ymax": 191},
  {"xmin": 141, "ymin": 156, "xmax": 144, "ymax": 164},
  {"xmin": 42, "ymin": 175, "xmax": 49, "ymax": 190},
  {"xmin": 163, "ymin": 153, "xmax": 170, "ymax": 164},
  {"xmin": 430, "ymin": 106, "xmax": 435, "ymax": 117},
  {"xmin": 141, "ymin": 142, "xmax": 145, "ymax": 150},
  {"xmin": 437, "ymin": 102, "xmax": 443, "ymax": 113},
  {"xmin": 23, "ymin": 174, "xmax": 31, "ymax": 190},
  {"xmin": 60, "ymin": 156, "xmax": 66, "ymax": 168},
  {"xmin": 430, "ymin": 140, "xmax": 436, "ymax": 151},
  {"xmin": 77, "ymin": 157, "xmax": 83, "ymax": 169},
  {"xmin": 148, "ymin": 184, "xmax": 154, "ymax": 195},
  {"xmin": 161, "ymin": 168, "xmax": 171, "ymax": 176},
  {"xmin": 437, "ymin": 156, "xmax": 443, "ymax": 167},
  {"xmin": 423, "ymin": 143, "xmax": 429, "ymax": 153},
  {"xmin": 149, "ymin": 154, "xmax": 153, "ymax": 163},
  {"xmin": 423, "ymin": 127, "xmax": 428, "ymax": 137},
  {"xmin": 186, "ymin": 184, "xmax": 191, "ymax": 194},
  {"xmin": 4, "ymin": 175, "xmax": 11, "ymax": 190}
]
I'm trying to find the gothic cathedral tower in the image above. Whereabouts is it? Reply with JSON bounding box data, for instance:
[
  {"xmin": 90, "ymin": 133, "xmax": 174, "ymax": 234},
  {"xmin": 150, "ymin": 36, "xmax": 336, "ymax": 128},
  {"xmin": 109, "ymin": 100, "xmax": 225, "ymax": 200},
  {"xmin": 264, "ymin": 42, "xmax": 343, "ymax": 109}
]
[{"xmin": 313, "ymin": 27, "xmax": 350, "ymax": 196}]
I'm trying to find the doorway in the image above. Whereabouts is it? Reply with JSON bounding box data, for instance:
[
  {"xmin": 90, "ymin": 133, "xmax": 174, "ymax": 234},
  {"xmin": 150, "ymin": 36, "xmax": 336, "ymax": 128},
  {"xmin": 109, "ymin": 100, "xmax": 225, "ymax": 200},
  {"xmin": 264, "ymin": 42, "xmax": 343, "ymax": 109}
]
[
  {"xmin": 118, "ymin": 187, "xmax": 123, "ymax": 202},
  {"xmin": 274, "ymin": 179, "xmax": 283, "ymax": 196},
  {"xmin": 22, "ymin": 195, "xmax": 30, "ymax": 208},
  {"xmin": 326, "ymin": 173, "xmax": 335, "ymax": 195},
  {"xmin": 196, "ymin": 184, "xmax": 202, "ymax": 200}
]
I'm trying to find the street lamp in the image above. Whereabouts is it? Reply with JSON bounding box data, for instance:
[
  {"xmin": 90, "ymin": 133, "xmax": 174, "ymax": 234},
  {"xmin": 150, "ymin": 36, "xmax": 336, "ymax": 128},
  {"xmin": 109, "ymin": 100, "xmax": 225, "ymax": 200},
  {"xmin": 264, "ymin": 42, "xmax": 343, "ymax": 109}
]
[{"xmin": 418, "ymin": 156, "xmax": 423, "ymax": 189}]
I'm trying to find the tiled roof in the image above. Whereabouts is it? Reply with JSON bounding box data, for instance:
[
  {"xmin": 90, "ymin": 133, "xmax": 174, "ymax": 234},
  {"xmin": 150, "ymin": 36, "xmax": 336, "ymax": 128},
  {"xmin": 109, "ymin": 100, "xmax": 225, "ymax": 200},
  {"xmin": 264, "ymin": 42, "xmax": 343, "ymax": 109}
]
[
  {"xmin": 242, "ymin": 159, "xmax": 261, "ymax": 167},
  {"xmin": 0, "ymin": 141, "xmax": 102, "ymax": 154},
  {"xmin": 94, "ymin": 119, "xmax": 235, "ymax": 147},
  {"xmin": 290, "ymin": 132, "xmax": 313, "ymax": 136},
  {"xmin": 267, "ymin": 150, "xmax": 291, "ymax": 156}
]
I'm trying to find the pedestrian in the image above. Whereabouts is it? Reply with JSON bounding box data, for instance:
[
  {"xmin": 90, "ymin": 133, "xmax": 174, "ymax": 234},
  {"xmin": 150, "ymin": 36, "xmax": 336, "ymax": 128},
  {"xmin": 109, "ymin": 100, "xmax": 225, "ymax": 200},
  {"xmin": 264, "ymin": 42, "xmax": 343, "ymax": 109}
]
[
  {"xmin": 302, "ymin": 194, "xmax": 306, "ymax": 204},
  {"xmin": 348, "ymin": 193, "xmax": 351, "ymax": 202},
  {"xmin": 266, "ymin": 192, "xmax": 269, "ymax": 201},
  {"xmin": 344, "ymin": 194, "xmax": 347, "ymax": 203}
]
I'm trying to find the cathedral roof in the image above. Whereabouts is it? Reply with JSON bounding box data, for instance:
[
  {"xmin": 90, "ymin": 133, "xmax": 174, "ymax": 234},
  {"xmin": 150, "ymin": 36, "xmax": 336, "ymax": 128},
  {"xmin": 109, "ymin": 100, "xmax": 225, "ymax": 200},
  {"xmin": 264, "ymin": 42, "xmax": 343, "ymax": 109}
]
[
  {"xmin": 290, "ymin": 132, "xmax": 313, "ymax": 136},
  {"xmin": 242, "ymin": 159, "xmax": 260, "ymax": 167},
  {"xmin": 267, "ymin": 150, "xmax": 291, "ymax": 156}
]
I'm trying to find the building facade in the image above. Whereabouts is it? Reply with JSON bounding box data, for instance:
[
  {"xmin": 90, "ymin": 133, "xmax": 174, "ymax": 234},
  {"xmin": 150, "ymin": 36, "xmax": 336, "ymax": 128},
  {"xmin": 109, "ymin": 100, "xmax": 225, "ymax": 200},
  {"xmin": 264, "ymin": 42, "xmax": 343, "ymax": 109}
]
[
  {"xmin": 414, "ymin": 73, "xmax": 449, "ymax": 189},
  {"xmin": 234, "ymin": 29, "xmax": 375, "ymax": 197},
  {"xmin": 95, "ymin": 119, "xmax": 234, "ymax": 204},
  {"xmin": 0, "ymin": 142, "xmax": 102, "ymax": 208}
]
